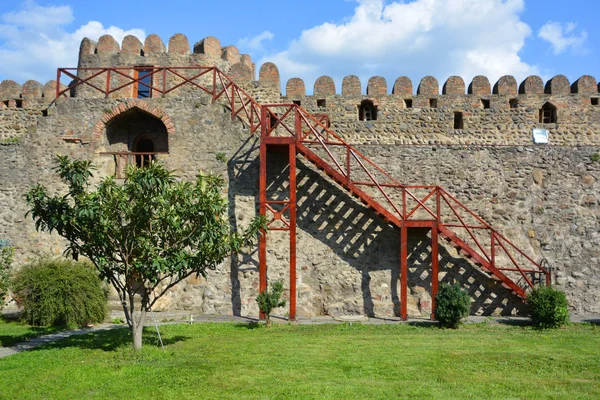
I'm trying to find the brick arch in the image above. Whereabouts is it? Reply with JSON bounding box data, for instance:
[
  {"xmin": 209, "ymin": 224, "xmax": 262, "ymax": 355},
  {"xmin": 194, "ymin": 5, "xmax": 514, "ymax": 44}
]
[{"xmin": 93, "ymin": 100, "xmax": 175, "ymax": 140}]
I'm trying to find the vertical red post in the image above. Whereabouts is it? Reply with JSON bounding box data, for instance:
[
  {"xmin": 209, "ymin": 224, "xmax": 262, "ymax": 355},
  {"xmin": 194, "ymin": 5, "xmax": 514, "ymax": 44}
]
[
  {"xmin": 401, "ymin": 225, "xmax": 408, "ymax": 321},
  {"xmin": 431, "ymin": 225, "xmax": 439, "ymax": 320},
  {"xmin": 162, "ymin": 68, "xmax": 167, "ymax": 97},
  {"xmin": 56, "ymin": 69, "xmax": 61, "ymax": 99},
  {"xmin": 258, "ymin": 106, "xmax": 268, "ymax": 320},
  {"xmin": 105, "ymin": 69, "xmax": 111, "ymax": 98},
  {"xmin": 289, "ymin": 143, "xmax": 297, "ymax": 321}
]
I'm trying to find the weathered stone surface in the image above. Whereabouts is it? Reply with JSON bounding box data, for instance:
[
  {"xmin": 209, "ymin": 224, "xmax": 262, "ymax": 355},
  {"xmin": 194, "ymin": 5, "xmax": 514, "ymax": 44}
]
[
  {"xmin": 1, "ymin": 33, "xmax": 599, "ymax": 319},
  {"xmin": 0, "ymin": 80, "xmax": 21, "ymax": 101},
  {"xmin": 493, "ymin": 76, "xmax": 518, "ymax": 96},
  {"xmin": 443, "ymin": 76, "xmax": 465, "ymax": 95},
  {"xmin": 417, "ymin": 76, "xmax": 438, "ymax": 96},
  {"xmin": 97, "ymin": 35, "xmax": 120, "ymax": 55},
  {"xmin": 469, "ymin": 76, "xmax": 491, "ymax": 95},
  {"xmin": 259, "ymin": 62, "xmax": 280, "ymax": 89},
  {"xmin": 367, "ymin": 76, "xmax": 387, "ymax": 96},
  {"xmin": 519, "ymin": 76, "xmax": 544, "ymax": 94},
  {"xmin": 314, "ymin": 76, "xmax": 336, "ymax": 97},
  {"xmin": 168, "ymin": 33, "xmax": 190, "ymax": 54},
  {"xmin": 221, "ymin": 46, "xmax": 241, "ymax": 64},
  {"xmin": 121, "ymin": 35, "xmax": 143, "ymax": 55},
  {"xmin": 144, "ymin": 34, "xmax": 166, "ymax": 54},
  {"xmin": 393, "ymin": 76, "xmax": 412, "ymax": 96},
  {"xmin": 572, "ymin": 75, "xmax": 598, "ymax": 95},
  {"xmin": 286, "ymin": 78, "xmax": 306, "ymax": 99},
  {"xmin": 193, "ymin": 36, "xmax": 221, "ymax": 59},
  {"xmin": 342, "ymin": 75, "xmax": 361, "ymax": 96},
  {"xmin": 545, "ymin": 75, "xmax": 570, "ymax": 95}
]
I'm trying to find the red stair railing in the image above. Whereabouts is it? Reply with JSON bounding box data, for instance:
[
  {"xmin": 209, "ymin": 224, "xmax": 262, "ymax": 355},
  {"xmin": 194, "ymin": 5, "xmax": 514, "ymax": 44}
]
[{"xmin": 56, "ymin": 66, "xmax": 551, "ymax": 320}]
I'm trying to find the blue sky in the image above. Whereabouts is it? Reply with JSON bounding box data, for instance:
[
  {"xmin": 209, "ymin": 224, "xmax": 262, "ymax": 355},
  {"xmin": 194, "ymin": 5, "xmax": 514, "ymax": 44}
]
[{"xmin": 0, "ymin": 0, "xmax": 597, "ymax": 93}]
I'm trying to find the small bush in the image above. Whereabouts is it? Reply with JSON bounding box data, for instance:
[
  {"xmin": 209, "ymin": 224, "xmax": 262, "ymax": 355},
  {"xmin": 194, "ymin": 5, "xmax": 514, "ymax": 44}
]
[
  {"xmin": 0, "ymin": 239, "xmax": 13, "ymax": 309},
  {"xmin": 527, "ymin": 286, "xmax": 569, "ymax": 329},
  {"xmin": 591, "ymin": 153, "xmax": 600, "ymax": 163},
  {"xmin": 435, "ymin": 283, "xmax": 470, "ymax": 329},
  {"xmin": 256, "ymin": 280, "xmax": 286, "ymax": 327},
  {"xmin": 11, "ymin": 258, "xmax": 107, "ymax": 326}
]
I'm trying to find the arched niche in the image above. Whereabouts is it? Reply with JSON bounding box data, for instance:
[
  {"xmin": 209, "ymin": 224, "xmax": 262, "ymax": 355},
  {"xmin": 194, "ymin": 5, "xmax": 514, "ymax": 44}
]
[{"xmin": 105, "ymin": 107, "xmax": 169, "ymax": 154}]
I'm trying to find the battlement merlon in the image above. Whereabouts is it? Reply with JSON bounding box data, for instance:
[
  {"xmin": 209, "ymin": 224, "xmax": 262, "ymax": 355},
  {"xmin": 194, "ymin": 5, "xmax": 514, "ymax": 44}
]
[{"xmin": 0, "ymin": 33, "xmax": 598, "ymax": 104}]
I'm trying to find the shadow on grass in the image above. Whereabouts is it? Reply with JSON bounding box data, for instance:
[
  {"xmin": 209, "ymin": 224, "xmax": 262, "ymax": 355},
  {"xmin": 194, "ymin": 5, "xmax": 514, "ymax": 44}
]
[
  {"xmin": 0, "ymin": 325, "xmax": 67, "ymax": 347},
  {"xmin": 29, "ymin": 326, "xmax": 191, "ymax": 352},
  {"xmin": 581, "ymin": 318, "xmax": 600, "ymax": 326},
  {"xmin": 234, "ymin": 322, "xmax": 262, "ymax": 330}
]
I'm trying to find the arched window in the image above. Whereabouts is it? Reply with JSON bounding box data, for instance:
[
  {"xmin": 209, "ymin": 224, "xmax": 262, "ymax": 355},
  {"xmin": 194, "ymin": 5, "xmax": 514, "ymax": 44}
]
[
  {"xmin": 134, "ymin": 135, "xmax": 155, "ymax": 167},
  {"xmin": 359, "ymin": 100, "xmax": 377, "ymax": 121},
  {"xmin": 539, "ymin": 102, "xmax": 557, "ymax": 124}
]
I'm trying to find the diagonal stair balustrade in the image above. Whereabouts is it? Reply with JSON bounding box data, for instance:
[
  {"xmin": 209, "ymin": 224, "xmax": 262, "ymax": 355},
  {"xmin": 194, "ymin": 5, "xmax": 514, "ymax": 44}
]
[{"xmin": 56, "ymin": 66, "xmax": 551, "ymax": 320}]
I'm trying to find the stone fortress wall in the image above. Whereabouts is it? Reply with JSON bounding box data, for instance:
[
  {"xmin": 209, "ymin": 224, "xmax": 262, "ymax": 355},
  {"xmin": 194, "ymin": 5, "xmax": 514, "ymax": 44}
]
[{"xmin": 1, "ymin": 33, "xmax": 598, "ymax": 318}]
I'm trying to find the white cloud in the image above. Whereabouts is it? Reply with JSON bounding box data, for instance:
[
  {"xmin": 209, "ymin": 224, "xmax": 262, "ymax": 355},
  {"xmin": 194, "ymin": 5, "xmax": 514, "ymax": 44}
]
[
  {"xmin": 263, "ymin": 0, "xmax": 539, "ymax": 94},
  {"xmin": 0, "ymin": 2, "xmax": 145, "ymax": 83},
  {"xmin": 538, "ymin": 21, "xmax": 587, "ymax": 55},
  {"xmin": 237, "ymin": 31, "xmax": 274, "ymax": 52}
]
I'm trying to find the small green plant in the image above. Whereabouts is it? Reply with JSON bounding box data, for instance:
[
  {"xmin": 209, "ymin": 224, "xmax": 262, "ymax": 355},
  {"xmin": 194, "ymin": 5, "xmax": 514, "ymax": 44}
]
[
  {"xmin": 527, "ymin": 286, "xmax": 569, "ymax": 329},
  {"xmin": 215, "ymin": 152, "xmax": 227, "ymax": 163},
  {"xmin": 0, "ymin": 239, "xmax": 14, "ymax": 309},
  {"xmin": 102, "ymin": 108, "xmax": 113, "ymax": 114},
  {"xmin": 111, "ymin": 317, "xmax": 125, "ymax": 324},
  {"xmin": 11, "ymin": 257, "xmax": 107, "ymax": 326},
  {"xmin": 0, "ymin": 137, "xmax": 21, "ymax": 145},
  {"xmin": 591, "ymin": 153, "xmax": 600, "ymax": 162},
  {"xmin": 435, "ymin": 283, "xmax": 470, "ymax": 329},
  {"xmin": 256, "ymin": 280, "xmax": 286, "ymax": 327}
]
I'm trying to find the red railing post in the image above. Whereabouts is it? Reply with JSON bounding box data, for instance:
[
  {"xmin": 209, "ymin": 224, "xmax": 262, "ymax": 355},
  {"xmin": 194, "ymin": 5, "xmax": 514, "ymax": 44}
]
[
  {"xmin": 289, "ymin": 143, "xmax": 297, "ymax": 321},
  {"xmin": 162, "ymin": 68, "xmax": 167, "ymax": 97},
  {"xmin": 212, "ymin": 68, "xmax": 217, "ymax": 103},
  {"xmin": 431, "ymin": 224, "xmax": 439, "ymax": 320},
  {"xmin": 56, "ymin": 69, "xmax": 61, "ymax": 99},
  {"xmin": 105, "ymin": 69, "xmax": 111, "ymax": 98},
  {"xmin": 491, "ymin": 231, "xmax": 495, "ymax": 270},
  {"xmin": 258, "ymin": 105, "xmax": 268, "ymax": 320}
]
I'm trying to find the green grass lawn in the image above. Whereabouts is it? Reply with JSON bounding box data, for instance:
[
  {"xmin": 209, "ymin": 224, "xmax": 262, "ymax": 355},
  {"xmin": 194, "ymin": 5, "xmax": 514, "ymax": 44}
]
[
  {"xmin": 0, "ymin": 319, "xmax": 65, "ymax": 347},
  {"xmin": 0, "ymin": 322, "xmax": 598, "ymax": 399}
]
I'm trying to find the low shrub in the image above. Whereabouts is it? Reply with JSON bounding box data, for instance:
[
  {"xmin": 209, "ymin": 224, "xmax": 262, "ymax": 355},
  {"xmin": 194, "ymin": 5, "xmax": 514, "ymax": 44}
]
[
  {"xmin": 0, "ymin": 239, "xmax": 13, "ymax": 309},
  {"xmin": 527, "ymin": 286, "xmax": 569, "ymax": 329},
  {"xmin": 11, "ymin": 258, "xmax": 107, "ymax": 326},
  {"xmin": 256, "ymin": 280, "xmax": 286, "ymax": 327},
  {"xmin": 435, "ymin": 283, "xmax": 470, "ymax": 329}
]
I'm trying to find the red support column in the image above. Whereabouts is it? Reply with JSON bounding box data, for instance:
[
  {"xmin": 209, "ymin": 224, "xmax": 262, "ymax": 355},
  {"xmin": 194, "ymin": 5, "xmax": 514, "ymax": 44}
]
[
  {"xmin": 431, "ymin": 225, "xmax": 439, "ymax": 320},
  {"xmin": 258, "ymin": 107, "xmax": 268, "ymax": 320},
  {"xmin": 289, "ymin": 143, "xmax": 297, "ymax": 321},
  {"xmin": 401, "ymin": 225, "xmax": 408, "ymax": 321}
]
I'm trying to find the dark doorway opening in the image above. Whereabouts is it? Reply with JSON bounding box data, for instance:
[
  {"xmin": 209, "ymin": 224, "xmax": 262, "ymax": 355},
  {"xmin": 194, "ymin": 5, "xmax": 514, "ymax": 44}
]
[{"xmin": 134, "ymin": 135, "xmax": 155, "ymax": 167}]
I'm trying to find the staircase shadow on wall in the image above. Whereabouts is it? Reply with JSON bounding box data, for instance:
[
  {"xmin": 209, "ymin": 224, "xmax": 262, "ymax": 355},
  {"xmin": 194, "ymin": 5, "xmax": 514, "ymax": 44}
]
[{"xmin": 226, "ymin": 140, "xmax": 526, "ymax": 317}]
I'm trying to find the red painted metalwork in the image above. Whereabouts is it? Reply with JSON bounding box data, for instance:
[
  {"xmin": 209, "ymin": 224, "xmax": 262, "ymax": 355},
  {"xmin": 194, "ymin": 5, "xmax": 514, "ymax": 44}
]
[
  {"xmin": 431, "ymin": 226, "xmax": 439, "ymax": 320},
  {"xmin": 61, "ymin": 66, "xmax": 551, "ymax": 321}
]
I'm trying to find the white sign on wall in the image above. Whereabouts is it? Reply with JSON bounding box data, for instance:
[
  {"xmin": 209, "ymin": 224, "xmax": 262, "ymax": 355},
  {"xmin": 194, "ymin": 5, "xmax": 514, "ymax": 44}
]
[{"xmin": 532, "ymin": 129, "xmax": 549, "ymax": 144}]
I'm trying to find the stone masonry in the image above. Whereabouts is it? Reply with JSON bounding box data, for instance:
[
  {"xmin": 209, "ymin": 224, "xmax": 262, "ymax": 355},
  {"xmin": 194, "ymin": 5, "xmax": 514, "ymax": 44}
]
[{"xmin": 0, "ymin": 33, "xmax": 598, "ymax": 317}]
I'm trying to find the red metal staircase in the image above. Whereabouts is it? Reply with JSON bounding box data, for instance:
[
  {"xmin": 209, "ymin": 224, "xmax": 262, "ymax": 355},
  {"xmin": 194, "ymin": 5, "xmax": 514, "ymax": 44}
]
[{"xmin": 56, "ymin": 66, "xmax": 551, "ymax": 320}]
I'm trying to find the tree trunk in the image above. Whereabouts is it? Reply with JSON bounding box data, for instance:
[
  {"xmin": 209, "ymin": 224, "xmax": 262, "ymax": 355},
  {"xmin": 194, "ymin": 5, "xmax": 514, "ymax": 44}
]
[{"xmin": 130, "ymin": 310, "xmax": 147, "ymax": 350}]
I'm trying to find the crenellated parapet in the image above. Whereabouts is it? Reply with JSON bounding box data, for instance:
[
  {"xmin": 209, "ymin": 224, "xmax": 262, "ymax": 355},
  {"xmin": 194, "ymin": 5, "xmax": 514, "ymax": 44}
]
[
  {"xmin": 77, "ymin": 33, "xmax": 255, "ymax": 74},
  {"xmin": 0, "ymin": 79, "xmax": 68, "ymax": 106},
  {"xmin": 73, "ymin": 33, "xmax": 258, "ymax": 99},
  {"xmin": 279, "ymin": 73, "xmax": 599, "ymax": 100}
]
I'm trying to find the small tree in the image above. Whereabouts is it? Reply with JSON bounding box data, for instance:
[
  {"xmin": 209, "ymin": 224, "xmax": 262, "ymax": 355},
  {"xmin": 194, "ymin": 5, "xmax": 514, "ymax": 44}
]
[
  {"xmin": 0, "ymin": 239, "xmax": 13, "ymax": 309},
  {"xmin": 435, "ymin": 283, "xmax": 470, "ymax": 329},
  {"xmin": 256, "ymin": 280, "xmax": 286, "ymax": 327},
  {"xmin": 26, "ymin": 156, "xmax": 265, "ymax": 349},
  {"xmin": 528, "ymin": 286, "xmax": 569, "ymax": 329}
]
